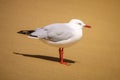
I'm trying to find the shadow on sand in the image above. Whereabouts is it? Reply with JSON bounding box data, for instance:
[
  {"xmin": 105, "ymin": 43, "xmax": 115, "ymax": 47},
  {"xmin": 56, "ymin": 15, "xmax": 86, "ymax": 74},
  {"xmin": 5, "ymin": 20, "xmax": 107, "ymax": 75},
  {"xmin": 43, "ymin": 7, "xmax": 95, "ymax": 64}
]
[{"xmin": 13, "ymin": 52, "xmax": 75, "ymax": 63}]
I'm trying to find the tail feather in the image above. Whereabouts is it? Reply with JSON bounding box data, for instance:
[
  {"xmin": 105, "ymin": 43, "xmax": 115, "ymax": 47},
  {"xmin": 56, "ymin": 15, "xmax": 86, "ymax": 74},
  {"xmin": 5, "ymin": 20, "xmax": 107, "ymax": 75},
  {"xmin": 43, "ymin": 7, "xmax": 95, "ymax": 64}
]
[{"xmin": 17, "ymin": 30, "xmax": 35, "ymax": 35}]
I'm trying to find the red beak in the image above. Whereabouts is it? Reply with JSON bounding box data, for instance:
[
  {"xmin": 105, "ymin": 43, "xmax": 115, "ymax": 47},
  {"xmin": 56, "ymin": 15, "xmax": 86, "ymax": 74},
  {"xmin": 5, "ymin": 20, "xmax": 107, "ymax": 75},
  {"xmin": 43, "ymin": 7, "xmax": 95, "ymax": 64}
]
[{"xmin": 85, "ymin": 25, "xmax": 91, "ymax": 28}]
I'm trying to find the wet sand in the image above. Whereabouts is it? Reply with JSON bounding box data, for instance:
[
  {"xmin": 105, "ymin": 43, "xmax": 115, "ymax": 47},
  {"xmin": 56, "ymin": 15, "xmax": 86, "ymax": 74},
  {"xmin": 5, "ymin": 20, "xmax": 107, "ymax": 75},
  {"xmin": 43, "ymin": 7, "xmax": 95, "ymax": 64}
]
[{"xmin": 0, "ymin": 0, "xmax": 120, "ymax": 80}]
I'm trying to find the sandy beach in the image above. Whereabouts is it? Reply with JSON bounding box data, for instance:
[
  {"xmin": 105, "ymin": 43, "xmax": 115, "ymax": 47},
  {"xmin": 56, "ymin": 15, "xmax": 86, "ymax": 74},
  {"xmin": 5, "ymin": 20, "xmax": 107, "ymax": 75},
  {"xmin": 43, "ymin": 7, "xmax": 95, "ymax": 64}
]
[{"xmin": 0, "ymin": 0, "xmax": 120, "ymax": 80}]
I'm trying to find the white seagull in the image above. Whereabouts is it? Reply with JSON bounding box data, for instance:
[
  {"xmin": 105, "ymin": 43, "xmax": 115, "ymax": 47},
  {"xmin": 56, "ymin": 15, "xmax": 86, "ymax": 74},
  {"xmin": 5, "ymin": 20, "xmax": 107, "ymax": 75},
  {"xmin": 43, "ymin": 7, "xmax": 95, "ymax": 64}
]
[{"xmin": 18, "ymin": 19, "xmax": 91, "ymax": 65}]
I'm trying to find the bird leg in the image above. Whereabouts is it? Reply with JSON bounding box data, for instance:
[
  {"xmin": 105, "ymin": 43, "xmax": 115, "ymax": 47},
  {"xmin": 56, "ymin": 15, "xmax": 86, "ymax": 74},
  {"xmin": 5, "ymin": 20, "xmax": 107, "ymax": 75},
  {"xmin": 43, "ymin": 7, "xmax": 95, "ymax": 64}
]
[{"xmin": 59, "ymin": 48, "xmax": 67, "ymax": 65}]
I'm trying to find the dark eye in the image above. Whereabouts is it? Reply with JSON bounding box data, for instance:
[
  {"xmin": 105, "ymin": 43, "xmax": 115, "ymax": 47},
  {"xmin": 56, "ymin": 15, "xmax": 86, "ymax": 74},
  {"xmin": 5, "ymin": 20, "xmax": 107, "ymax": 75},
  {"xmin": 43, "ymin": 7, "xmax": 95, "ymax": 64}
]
[{"xmin": 78, "ymin": 23, "xmax": 82, "ymax": 25}]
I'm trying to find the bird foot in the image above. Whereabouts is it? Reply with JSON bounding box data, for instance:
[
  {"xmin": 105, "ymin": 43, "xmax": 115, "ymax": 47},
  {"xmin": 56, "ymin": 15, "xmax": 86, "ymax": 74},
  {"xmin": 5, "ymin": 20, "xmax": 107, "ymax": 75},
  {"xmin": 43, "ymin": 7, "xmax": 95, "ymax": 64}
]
[{"xmin": 60, "ymin": 62, "xmax": 70, "ymax": 66}]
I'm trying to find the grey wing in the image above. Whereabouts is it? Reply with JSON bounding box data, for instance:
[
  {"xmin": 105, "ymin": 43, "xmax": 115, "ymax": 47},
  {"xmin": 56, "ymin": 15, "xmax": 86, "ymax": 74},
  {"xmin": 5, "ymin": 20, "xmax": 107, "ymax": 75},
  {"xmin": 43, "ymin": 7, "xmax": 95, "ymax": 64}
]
[
  {"xmin": 30, "ymin": 28, "xmax": 48, "ymax": 38},
  {"xmin": 44, "ymin": 24, "xmax": 74, "ymax": 42}
]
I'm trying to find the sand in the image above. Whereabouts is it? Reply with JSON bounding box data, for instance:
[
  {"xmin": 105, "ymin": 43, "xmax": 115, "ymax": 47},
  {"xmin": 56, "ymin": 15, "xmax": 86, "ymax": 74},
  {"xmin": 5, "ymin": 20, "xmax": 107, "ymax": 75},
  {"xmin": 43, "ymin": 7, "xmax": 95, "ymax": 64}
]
[{"xmin": 0, "ymin": 0, "xmax": 120, "ymax": 80}]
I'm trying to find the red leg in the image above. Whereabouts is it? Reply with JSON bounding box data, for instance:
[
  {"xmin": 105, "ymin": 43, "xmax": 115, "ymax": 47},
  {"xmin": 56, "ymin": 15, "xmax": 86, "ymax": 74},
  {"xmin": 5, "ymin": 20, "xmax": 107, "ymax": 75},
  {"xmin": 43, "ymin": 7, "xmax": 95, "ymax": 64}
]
[{"xmin": 59, "ymin": 48, "xmax": 68, "ymax": 65}]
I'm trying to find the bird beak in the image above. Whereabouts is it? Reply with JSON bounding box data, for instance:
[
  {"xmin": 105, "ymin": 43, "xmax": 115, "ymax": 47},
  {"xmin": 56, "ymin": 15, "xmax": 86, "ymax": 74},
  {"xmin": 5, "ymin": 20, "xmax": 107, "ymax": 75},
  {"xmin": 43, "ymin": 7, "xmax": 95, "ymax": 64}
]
[{"xmin": 84, "ymin": 25, "xmax": 91, "ymax": 28}]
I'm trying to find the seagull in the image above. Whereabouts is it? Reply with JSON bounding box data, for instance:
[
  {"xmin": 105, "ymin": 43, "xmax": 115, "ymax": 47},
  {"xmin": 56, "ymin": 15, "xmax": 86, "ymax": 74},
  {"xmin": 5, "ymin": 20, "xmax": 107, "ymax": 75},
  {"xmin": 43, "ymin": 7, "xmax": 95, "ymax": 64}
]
[{"xmin": 17, "ymin": 19, "xmax": 91, "ymax": 65}]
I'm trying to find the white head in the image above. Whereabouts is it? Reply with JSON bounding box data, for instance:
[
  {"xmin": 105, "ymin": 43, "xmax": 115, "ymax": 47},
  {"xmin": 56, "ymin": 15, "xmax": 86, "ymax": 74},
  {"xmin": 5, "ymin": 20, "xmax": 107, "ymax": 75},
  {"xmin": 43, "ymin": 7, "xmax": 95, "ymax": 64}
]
[{"xmin": 69, "ymin": 19, "xmax": 91, "ymax": 28}]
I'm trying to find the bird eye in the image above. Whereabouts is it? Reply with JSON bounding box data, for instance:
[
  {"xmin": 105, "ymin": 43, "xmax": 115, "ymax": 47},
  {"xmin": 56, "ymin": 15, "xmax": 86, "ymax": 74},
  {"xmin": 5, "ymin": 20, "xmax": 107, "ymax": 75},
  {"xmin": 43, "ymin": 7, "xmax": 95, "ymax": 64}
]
[{"xmin": 78, "ymin": 23, "xmax": 82, "ymax": 25}]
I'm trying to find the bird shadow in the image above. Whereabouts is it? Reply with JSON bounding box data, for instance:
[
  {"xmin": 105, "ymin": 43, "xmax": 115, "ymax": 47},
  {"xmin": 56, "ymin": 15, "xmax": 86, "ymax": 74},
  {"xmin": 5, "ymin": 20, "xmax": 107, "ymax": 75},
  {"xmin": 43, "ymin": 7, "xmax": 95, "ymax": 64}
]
[{"xmin": 13, "ymin": 52, "xmax": 75, "ymax": 63}]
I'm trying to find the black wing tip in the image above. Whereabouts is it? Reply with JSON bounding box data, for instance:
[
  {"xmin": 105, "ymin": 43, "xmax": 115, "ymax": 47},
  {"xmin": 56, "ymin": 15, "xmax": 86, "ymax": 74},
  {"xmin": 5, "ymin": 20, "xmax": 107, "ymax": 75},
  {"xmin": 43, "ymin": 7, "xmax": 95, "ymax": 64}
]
[
  {"xmin": 17, "ymin": 30, "xmax": 35, "ymax": 35},
  {"xmin": 17, "ymin": 30, "xmax": 26, "ymax": 34}
]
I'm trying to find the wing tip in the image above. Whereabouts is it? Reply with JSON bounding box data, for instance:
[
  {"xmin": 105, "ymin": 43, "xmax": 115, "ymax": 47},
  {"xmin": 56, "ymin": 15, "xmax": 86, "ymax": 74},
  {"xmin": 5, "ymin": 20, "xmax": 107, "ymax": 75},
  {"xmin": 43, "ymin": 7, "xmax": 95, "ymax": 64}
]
[{"xmin": 17, "ymin": 30, "xmax": 35, "ymax": 35}]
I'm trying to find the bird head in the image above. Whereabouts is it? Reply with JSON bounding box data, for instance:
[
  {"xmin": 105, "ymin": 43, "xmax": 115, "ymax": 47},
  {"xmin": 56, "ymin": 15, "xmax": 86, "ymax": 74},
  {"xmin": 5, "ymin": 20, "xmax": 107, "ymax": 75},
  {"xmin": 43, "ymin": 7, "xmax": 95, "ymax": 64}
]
[{"xmin": 69, "ymin": 19, "xmax": 91, "ymax": 28}]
